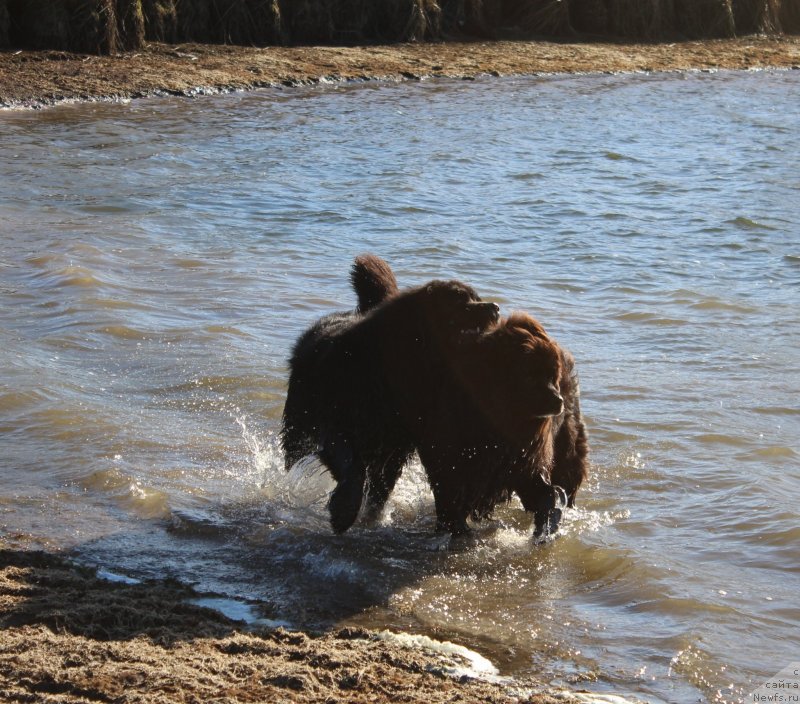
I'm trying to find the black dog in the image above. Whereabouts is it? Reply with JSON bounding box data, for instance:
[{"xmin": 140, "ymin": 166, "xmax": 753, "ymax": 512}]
[
  {"xmin": 281, "ymin": 255, "xmax": 500, "ymax": 534},
  {"xmin": 281, "ymin": 254, "xmax": 399, "ymax": 473}
]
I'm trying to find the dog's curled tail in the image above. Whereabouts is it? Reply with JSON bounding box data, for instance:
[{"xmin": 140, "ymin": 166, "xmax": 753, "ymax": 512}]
[{"xmin": 351, "ymin": 254, "xmax": 399, "ymax": 313}]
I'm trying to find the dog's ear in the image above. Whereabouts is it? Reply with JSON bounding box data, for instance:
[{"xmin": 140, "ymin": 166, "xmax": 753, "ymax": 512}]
[{"xmin": 506, "ymin": 311, "xmax": 550, "ymax": 340}]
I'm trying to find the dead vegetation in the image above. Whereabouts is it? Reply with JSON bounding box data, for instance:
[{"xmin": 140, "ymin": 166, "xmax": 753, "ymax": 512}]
[
  {"xmin": 2, "ymin": 34, "xmax": 799, "ymax": 110},
  {"xmin": 0, "ymin": 0, "xmax": 798, "ymax": 54}
]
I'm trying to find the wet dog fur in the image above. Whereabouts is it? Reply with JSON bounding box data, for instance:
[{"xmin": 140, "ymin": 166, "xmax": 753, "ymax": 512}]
[
  {"xmin": 282, "ymin": 255, "xmax": 588, "ymax": 537},
  {"xmin": 281, "ymin": 255, "xmax": 500, "ymax": 534}
]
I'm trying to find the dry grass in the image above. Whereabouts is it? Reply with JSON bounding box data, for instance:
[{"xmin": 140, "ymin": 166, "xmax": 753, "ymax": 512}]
[{"xmin": 3, "ymin": 32, "xmax": 799, "ymax": 109}]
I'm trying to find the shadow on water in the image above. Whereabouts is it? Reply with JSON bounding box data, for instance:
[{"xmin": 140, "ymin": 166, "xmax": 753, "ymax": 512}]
[
  {"xmin": 71, "ymin": 459, "xmax": 563, "ymax": 636},
  {"xmin": 1, "ymin": 466, "xmax": 566, "ymax": 647}
]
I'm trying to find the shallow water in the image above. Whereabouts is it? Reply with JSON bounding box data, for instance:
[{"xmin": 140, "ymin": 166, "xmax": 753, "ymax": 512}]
[{"xmin": 1, "ymin": 69, "xmax": 799, "ymax": 704}]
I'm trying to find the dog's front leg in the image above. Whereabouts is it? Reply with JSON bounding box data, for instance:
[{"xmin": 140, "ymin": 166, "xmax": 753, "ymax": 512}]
[
  {"xmin": 319, "ymin": 432, "xmax": 365, "ymax": 534},
  {"xmin": 515, "ymin": 473, "xmax": 567, "ymax": 539}
]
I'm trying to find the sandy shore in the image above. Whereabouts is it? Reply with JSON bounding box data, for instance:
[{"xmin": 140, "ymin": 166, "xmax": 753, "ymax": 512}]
[
  {"xmin": 0, "ymin": 546, "xmax": 590, "ymax": 703},
  {"xmin": 1, "ymin": 36, "xmax": 799, "ymax": 109}
]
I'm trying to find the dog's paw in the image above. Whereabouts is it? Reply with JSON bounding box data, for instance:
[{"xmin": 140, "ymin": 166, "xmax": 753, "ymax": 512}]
[
  {"xmin": 533, "ymin": 485, "xmax": 568, "ymax": 541},
  {"xmin": 328, "ymin": 478, "xmax": 364, "ymax": 534}
]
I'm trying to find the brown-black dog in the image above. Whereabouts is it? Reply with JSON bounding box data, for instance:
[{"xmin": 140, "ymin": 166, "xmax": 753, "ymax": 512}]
[
  {"xmin": 281, "ymin": 255, "xmax": 500, "ymax": 534},
  {"xmin": 281, "ymin": 254, "xmax": 401, "ymax": 483},
  {"xmin": 283, "ymin": 256, "xmax": 588, "ymax": 537},
  {"xmin": 337, "ymin": 261, "xmax": 588, "ymax": 537},
  {"xmin": 416, "ymin": 311, "xmax": 589, "ymax": 536}
]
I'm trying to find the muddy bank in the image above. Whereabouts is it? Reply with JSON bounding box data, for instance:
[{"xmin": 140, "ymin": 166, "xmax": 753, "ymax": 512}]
[
  {"xmin": 1, "ymin": 35, "xmax": 799, "ymax": 109},
  {"xmin": 0, "ymin": 546, "xmax": 589, "ymax": 703}
]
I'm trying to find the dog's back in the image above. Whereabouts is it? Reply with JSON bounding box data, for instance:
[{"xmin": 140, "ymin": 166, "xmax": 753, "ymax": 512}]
[{"xmin": 282, "ymin": 255, "xmax": 399, "ymax": 471}]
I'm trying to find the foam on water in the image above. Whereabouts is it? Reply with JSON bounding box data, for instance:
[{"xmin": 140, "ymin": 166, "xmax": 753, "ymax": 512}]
[
  {"xmin": 96, "ymin": 568, "xmax": 141, "ymax": 585},
  {"xmin": 377, "ymin": 630, "xmax": 504, "ymax": 680},
  {"xmin": 190, "ymin": 597, "xmax": 292, "ymax": 629}
]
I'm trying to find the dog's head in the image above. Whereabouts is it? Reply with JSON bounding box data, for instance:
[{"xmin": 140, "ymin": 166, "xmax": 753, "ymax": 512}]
[
  {"xmin": 463, "ymin": 312, "xmax": 565, "ymax": 441},
  {"xmin": 498, "ymin": 312, "xmax": 564, "ymax": 419},
  {"xmin": 419, "ymin": 280, "xmax": 500, "ymax": 342}
]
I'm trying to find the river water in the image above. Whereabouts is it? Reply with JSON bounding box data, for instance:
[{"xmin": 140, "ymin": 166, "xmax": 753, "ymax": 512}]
[{"xmin": 1, "ymin": 69, "xmax": 798, "ymax": 704}]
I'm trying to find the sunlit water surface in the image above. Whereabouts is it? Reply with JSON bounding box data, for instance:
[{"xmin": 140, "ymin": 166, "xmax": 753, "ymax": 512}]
[{"xmin": 1, "ymin": 70, "xmax": 799, "ymax": 704}]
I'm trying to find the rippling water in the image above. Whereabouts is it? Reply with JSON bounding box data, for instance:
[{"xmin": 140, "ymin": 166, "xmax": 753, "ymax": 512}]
[{"xmin": 1, "ymin": 69, "xmax": 798, "ymax": 704}]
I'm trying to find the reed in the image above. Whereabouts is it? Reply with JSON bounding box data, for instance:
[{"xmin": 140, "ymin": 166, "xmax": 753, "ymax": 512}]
[
  {"xmin": 6, "ymin": 0, "xmax": 120, "ymax": 53},
  {"xmin": 363, "ymin": 0, "xmax": 441, "ymax": 42},
  {"xmin": 7, "ymin": 0, "xmax": 69, "ymax": 50},
  {"xmin": 0, "ymin": 0, "xmax": 8, "ymax": 48},
  {"xmin": 368, "ymin": 0, "xmax": 441, "ymax": 42},
  {"xmin": 72, "ymin": 0, "xmax": 120, "ymax": 53},
  {"xmin": 279, "ymin": 0, "xmax": 334, "ymax": 43},
  {"xmin": 211, "ymin": 0, "xmax": 283, "ymax": 45},
  {"xmin": 174, "ymin": 0, "xmax": 211, "ymax": 40},
  {"xmin": 607, "ymin": 0, "xmax": 675, "ymax": 38},
  {"xmin": 117, "ymin": 0, "xmax": 145, "ymax": 49},
  {"xmin": 733, "ymin": 0, "xmax": 782, "ymax": 32},
  {"xmin": 569, "ymin": 0, "xmax": 608, "ymax": 34},
  {"xmin": 674, "ymin": 0, "xmax": 736, "ymax": 38},
  {"xmin": 439, "ymin": 0, "xmax": 500, "ymax": 36},
  {"xmin": 4, "ymin": 0, "xmax": 799, "ymax": 54},
  {"xmin": 333, "ymin": 0, "xmax": 437, "ymax": 43},
  {"xmin": 281, "ymin": 0, "xmax": 439, "ymax": 45},
  {"xmin": 142, "ymin": 0, "xmax": 177, "ymax": 41},
  {"xmin": 504, "ymin": 0, "xmax": 573, "ymax": 35},
  {"xmin": 781, "ymin": 0, "xmax": 800, "ymax": 31}
]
